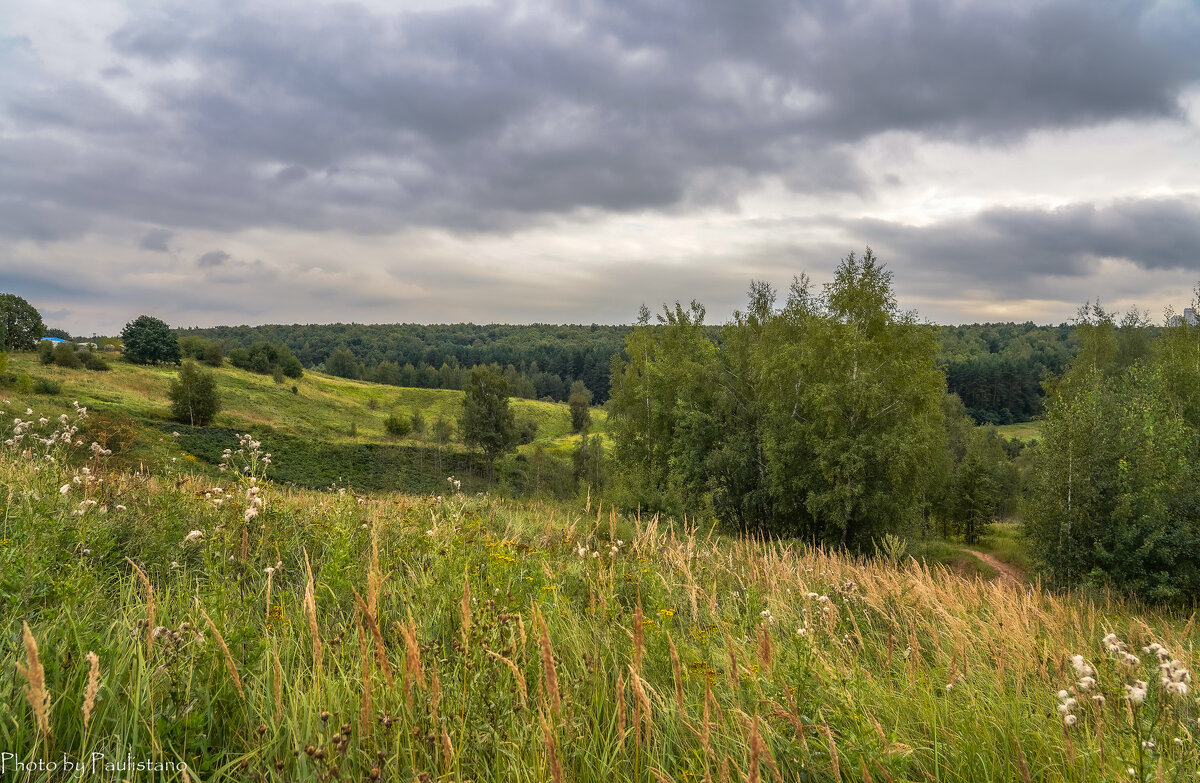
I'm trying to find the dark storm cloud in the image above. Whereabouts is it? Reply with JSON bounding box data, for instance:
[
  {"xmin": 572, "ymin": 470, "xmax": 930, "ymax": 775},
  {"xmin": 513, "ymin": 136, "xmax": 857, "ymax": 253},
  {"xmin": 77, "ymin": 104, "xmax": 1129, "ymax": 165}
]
[
  {"xmin": 839, "ymin": 196, "xmax": 1200, "ymax": 295},
  {"xmin": 1, "ymin": 0, "xmax": 1197, "ymax": 240},
  {"xmin": 139, "ymin": 227, "xmax": 173, "ymax": 252}
]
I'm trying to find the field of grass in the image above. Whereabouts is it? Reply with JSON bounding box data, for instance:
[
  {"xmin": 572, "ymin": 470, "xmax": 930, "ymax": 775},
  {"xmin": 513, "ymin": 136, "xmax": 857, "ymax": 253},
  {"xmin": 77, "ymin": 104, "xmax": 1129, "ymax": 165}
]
[
  {"xmin": 995, "ymin": 421, "xmax": 1043, "ymax": 442},
  {"xmin": 1, "ymin": 414, "xmax": 1196, "ymax": 782}
]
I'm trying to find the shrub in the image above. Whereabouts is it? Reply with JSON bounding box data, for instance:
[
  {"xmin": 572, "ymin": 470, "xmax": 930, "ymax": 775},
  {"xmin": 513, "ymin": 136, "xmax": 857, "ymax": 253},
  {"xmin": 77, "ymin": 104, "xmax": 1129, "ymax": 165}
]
[
  {"xmin": 168, "ymin": 361, "xmax": 221, "ymax": 426},
  {"xmin": 384, "ymin": 413, "xmax": 412, "ymax": 437},
  {"xmin": 15, "ymin": 373, "xmax": 34, "ymax": 393},
  {"xmin": 38, "ymin": 341, "xmax": 54, "ymax": 364},
  {"xmin": 201, "ymin": 343, "xmax": 224, "ymax": 367},
  {"xmin": 79, "ymin": 350, "xmax": 111, "ymax": 371},
  {"xmin": 53, "ymin": 341, "xmax": 83, "ymax": 369},
  {"xmin": 33, "ymin": 377, "xmax": 62, "ymax": 395}
]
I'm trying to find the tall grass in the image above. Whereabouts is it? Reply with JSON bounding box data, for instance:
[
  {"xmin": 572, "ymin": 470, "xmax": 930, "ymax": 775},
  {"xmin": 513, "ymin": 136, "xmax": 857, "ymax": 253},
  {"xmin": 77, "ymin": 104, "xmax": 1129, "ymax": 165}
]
[{"xmin": 0, "ymin": 428, "xmax": 1196, "ymax": 781}]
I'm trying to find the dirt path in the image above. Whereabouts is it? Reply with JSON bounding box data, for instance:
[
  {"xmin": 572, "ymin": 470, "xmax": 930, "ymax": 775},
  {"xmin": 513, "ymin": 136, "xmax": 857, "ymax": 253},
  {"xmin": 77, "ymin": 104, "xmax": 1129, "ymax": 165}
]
[{"xmin": 961, "ymin": 549, "xmax": 1026, "ymax": 585}]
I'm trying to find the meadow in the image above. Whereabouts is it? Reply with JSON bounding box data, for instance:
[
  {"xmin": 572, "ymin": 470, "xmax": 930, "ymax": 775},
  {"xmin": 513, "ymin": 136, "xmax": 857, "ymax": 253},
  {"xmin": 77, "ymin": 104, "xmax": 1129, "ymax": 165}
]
[{"xmin": 1, "ymin": 403, "xmax": 1196, "ymax": 782}]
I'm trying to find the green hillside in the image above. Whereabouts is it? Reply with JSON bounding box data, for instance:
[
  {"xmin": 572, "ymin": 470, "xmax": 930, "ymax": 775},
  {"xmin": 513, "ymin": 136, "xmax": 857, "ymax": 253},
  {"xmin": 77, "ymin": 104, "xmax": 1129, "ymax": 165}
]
[{"xmin": 2, "ymin": 352, "xmax": 606, "ymax": 494}]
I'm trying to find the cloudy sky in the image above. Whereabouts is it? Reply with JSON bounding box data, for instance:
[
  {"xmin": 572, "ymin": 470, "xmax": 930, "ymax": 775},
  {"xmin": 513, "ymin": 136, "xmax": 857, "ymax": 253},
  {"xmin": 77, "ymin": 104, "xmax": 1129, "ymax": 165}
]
[{"xmin": 2, "ymin": 0, "xmax": 1199, "ymax": 335}]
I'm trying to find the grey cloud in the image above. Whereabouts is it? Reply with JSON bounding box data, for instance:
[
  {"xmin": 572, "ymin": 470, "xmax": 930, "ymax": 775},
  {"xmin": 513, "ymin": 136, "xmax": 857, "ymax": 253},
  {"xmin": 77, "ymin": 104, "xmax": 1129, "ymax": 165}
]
[
  {"xmin": 197, "ymin": 250, "xmax": 230, "ymax": 268},
  {"xmin": 0, "ymin": 0, "xmax": 1195, "ymax": 240},
  {"xmin": 139, "ymin": 227, "xmax": 173, "ymax": 252},
  {"xmin": 835, "ymin": 195, "xmax": 1200, "ymax": 297}
]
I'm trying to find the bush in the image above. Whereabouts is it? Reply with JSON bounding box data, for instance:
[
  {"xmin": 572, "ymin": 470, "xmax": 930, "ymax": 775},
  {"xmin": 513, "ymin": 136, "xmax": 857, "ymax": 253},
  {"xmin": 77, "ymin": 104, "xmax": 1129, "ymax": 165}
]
[
  {"xmin": 53, "ymin": 341, "xmax": 83, "ymax": 369},
  {"xmin": 201, "ymin": 343, "xmax": 224, "ymax": 367},
  {"xmin": 38, "ymin": 341, "xmax": 54, "ymax": 364},
  {"xmin": 384, "ymin": 413, "xmax": 412, "ymax": 437},
  {"xmin": 15, "ymin": 373, "xmax": 33, "ymax": 393},
  {"xmin": 79, "ymin": 350, "xmax": 111, "ymax": 371},
  {"xmin": 168, "ymin": 361, "xmax": 221, "ymax": 426},
  {"xmin": 33, "ymin": 377, "xmax": 62, "ymax": 395}
]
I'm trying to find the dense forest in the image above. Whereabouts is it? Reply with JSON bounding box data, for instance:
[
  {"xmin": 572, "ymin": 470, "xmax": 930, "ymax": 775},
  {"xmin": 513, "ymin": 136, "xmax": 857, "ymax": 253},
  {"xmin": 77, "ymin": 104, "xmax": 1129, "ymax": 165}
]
[{"xmin": 178, "ymin": 319, "xmax": 1080, "ymax": 421}]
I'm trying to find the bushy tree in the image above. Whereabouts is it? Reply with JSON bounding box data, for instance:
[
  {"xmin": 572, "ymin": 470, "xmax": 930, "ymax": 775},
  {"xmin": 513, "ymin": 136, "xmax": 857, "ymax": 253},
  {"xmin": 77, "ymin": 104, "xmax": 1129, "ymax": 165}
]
[
  {"xmin": 122, "ymin": 315, "xmax": 181, "ymax": 365},
  {"xmin": 53, "ymin": 341, "xmax": 83, "ymax": 369},
  {"xmin": 608, "ymin": 249, "xmax": 946, "ymax": 546},
  {"xmin": 168, "ymin": 361, "xmax": 221, "ymax": 426},
  {"xmin": 0, "ymin": 293, "xmax": 44, "ymax": 351},
  {"xmin": 568, "ymin": 380, "xmax": 593, "ymax": 433},
  {"xmin": 461, "ymin": 366, "xmax": 517, "ymax": 477},
  {"xmin": 1024, "ymin": 301, "xmax": 1200, "ymax": 601},
  {"xmin": 384, "ymin": 413, "xmax": 413, "ymax": 437},
  {"xmin": 325, "ymin": 348, "xmax": 361, "ymax": 379}
]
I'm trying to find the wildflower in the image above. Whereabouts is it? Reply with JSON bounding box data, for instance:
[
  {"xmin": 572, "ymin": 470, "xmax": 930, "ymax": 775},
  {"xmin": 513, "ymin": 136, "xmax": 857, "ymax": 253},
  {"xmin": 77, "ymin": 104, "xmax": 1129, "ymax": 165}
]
[
  {"xmin": 1063, "ymin": 714, "xmax": 1077, "ymax": 726},
  {"xmin": 115, "ymin": 504, "xmax": 126, "ymax": 511},
  {"xmin": 244, "ymin": 506, "xmax": 258, "ymax": 523},
  {"xmin": 82, "ymin": 549, "xmax": 90, "ymax": 555},
  {"xmin": 171, "ymin": 562, "xmax": 180, "ymax": 569},
  {"xmin": 797, "ymin": 627, "xmax": 808, "ymax": 637},
  {"xmin": 265, "ymin": 567, "xmax": 275, "ymax": 575},
  {"xmin": 60, "ymin": 484, "xmax": 70, "ymax": 494},
  {"xmin": 184, "ymin": 530, "xmax": 204, "ymax": 542},
  {"xmin": 1124, "ymin": 680, "xmax": 1148, "ymax": 705}
]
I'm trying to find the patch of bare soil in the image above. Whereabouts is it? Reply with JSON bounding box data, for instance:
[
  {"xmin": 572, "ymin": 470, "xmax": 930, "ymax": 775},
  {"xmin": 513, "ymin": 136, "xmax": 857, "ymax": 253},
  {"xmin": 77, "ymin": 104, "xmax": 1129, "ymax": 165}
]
[{"xmin": 961, "ymin": 549, "xmax": 1026, "ymax": 585}]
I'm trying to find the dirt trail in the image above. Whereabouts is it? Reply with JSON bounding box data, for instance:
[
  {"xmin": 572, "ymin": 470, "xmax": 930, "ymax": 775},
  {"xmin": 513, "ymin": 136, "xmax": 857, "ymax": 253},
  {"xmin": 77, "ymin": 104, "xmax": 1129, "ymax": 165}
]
[{"xmin": 961, "ymin": 549, "xmax": 1026, "ymax": 585}]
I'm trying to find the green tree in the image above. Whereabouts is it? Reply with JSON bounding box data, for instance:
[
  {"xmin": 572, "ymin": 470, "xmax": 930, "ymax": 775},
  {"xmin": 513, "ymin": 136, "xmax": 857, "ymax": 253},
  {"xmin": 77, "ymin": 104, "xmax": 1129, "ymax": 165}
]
[
  {"xmin": 461, "ymin": 366, "xmax": 517, "ymax": 478},
  {"xmin": 53, "ymin": 341, "xmax": 83, "ymax": 369},
  {"xmin": 432, "ymin": 415, "xmax": 454, "ymax": 474},
  {"xmin": 122, "ymin": 315, "xmax": 181, "ymax": 365},
  {"xmin": 0, "ymin": 293, "xmax": 45, "ymax": 351},
  {"xmin": 1024, "ymin": 301, "xmax": 1200, "ymax": 600},
  {"xmin": 568, "ymin": 380, "xmax": 593, "ymax": 433},
  {"xmin": 325, "ymin": 348, "xmax": 360, "ymax": 379},
  {"xmin": 202, "ymin": 342, "xmax": 224, "ymax": 367},
  {"xmin": 168, "ymin": 361, "xmax": 221, "ymax": 426}
]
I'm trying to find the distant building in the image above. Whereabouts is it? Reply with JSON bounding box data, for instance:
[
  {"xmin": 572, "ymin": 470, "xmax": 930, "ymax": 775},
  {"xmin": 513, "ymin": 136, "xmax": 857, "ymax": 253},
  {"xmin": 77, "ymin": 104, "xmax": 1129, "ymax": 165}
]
[
  {"xmin": 39, "ymin": 337, "xmax": 67, "ymax": 344},
  {"xmin": 1167, "ymin": 308, "xmax": 1200, "ymax": 327}
]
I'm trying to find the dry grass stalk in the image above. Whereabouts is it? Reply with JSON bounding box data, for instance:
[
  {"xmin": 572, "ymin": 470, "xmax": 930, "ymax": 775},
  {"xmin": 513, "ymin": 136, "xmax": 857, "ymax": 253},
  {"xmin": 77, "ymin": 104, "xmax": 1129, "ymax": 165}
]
[
  {"xmin": 460, "ymin": 571, "xmax": 472, "ymax": 656},
  {"xmin": 616, "ymin": 670, "xmax": 627, "ymax": 743},
  {"xmin": 125, "ymin": 558, "xmax": 155, "ymax": 655},
  {"xmin": 356, "ymin": 610, "xmax": 372, "ymax": 735},
  {"xmin": 485, "ymin": 649, "xmax": 528, "ymax": 705},
  {"xmin": 540, "ymin": 709, "xmax": 565, "ymax": 783},
  {"xmin": 200, "ymin": 607, "xmax": 245, "ymax": 699},
  {"xmin": 401, "ymin": 608, "xmax": 425, "ymax": 710},
  {"xmin": 748, "ymin": 713, "xmax": 761, "ymax": 783},
  {"xmin": 368, "ymin": 518, "xmax": 381, "ymax": 618},
  {"xmin": 667, "ymin": 632, "xmax": 683, "ymax": 708},
  {"xmin": 633, "ymin": 601, "xmax": 645, "ymax": 674},
  {"xmin": 630, "ymin": 666, "xmax": 652, "ymax": 746},
  {"xmin": 18, "ymin": 622, "xmax": 51, "ymax": 737},
  {"xmin": 272, "ymin": 641, "xmax": 283, "ymax": 721},
  {"xmin": 82, "ymin": 651, "xmax": 100, "ymax": 730},
  {"xmin": 537, "ymin": 610, "xmax": 561, "ymax": 718},
  {"xmin": 440, "ymin": 725, "xmax": 454, "ymax": 770},
  {"xmin": 353, "ymin": 589, "xmax": 394, "ymax": 686},
  {"xmin": 430, "ymin": 657, "xmax": 442, "ymax": 725},
  {"xmin": 756, "ymin": 624, "xmax": 773, "ymax": 671},
  {"xmin": 303, "ymin": 550, "xmax": 323, "ymax": 676},
  {"xmin": 265, "ymin": 567, "xmax": 275, "ymax": 626},
  {"xmin": 819, "ymin": 721, "xmax": 842, "ymax": 782}
]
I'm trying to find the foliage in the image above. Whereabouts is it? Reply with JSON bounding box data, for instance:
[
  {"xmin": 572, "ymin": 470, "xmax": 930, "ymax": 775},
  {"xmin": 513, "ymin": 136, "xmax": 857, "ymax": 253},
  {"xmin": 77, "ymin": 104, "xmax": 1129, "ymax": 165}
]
[
  {"xmin": 168, "ymin": 361, "xmax": 222, "ymax": 426},
  {"xmin": 227, "ymin": 340, "xmax": 301, "ymax": 378},
  {"xmin": 0, "ymin": 444, "xmax": 1195, "ymax": 781},
  {"xmin": 79, "ymin": 350, "xmax": 111, "ymax": 371},
  {"xmin": 324, "ymin": 347, "xmax": 361, "ymax": 379},
  {"xmin": 53, "ymin": 341, "xmax": 83, "ymax": 369},
  {"xmin": 0, "ymin": 292, "xmax": 45, "ymax": 350},
  {"xmin": 609, "ymin": 250, "xmax": 946, "ymax": 546},
  {"xmin": 1024, "ymin": 302, "xmax": 1200, "ymax": 601},
  {"xmin": 461, "ymin": 366, "xmax": 517, "ymax": 475},
  {"xmin": 568, "ymin": 379, "xmax": 593, "ymax": 433},
  {"xmin": 38, "ymin": 340, "xmax": 54, "ymax": 364},
  {"xmin": 32, "ymin": 377, "xmax": 62, "ymax": 395},
  {"xmin": 122, "ymin": 315, "xmax": 181, "ymax": 365},
  {"xmin": 384, "ymin": 412, "xmax": 413, "ymax": 437}
]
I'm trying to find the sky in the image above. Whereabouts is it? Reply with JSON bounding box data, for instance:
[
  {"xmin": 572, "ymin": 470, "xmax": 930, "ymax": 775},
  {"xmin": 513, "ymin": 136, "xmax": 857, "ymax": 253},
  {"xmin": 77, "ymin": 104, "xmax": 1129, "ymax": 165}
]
[{"xmin": 2, "ymin": 0, "xmax": 1199, "ymax": 335}]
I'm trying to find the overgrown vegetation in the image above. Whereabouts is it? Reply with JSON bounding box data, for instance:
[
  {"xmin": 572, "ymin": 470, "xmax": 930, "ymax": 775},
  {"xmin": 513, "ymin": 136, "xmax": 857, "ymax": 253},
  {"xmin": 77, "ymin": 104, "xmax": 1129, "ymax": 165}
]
[{"xmin": 0, "ymin": 421, "xmax": 1195, "ymax": 781}]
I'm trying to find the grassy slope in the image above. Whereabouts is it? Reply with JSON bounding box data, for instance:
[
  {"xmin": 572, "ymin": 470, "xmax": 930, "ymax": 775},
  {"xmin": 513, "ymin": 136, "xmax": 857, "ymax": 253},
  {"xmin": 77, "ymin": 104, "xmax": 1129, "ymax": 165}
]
[
  {"xmin": 4, "ymin": 351, "xmax": 606, "ymax": 456},
  {"xmin": 0, "ymin": 442, "xmax": 1196, "ymax": 782},
  {"xmin": 995, "ymin": 421, "xmax": 1043, "ymax": 442}
]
